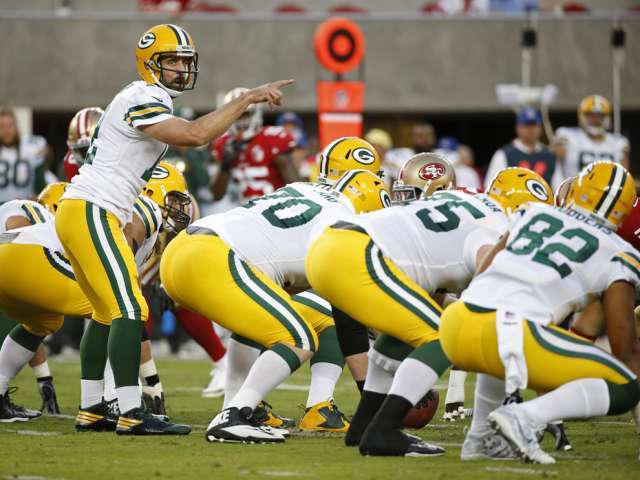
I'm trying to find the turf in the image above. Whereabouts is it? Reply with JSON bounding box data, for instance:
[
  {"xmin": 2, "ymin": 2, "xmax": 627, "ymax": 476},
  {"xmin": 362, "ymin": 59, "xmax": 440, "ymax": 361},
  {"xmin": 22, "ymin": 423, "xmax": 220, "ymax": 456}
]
[{"xmin": 1, "ymin": 359, "xmax": 638, "ymax": 479}]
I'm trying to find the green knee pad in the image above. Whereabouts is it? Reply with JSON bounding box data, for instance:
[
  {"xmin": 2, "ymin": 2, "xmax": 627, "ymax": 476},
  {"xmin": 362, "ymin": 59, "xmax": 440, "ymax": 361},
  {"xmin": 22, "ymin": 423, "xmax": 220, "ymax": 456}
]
[
  {"xmin": 606, "ymin": 380, "xmax": 640, "ymax": 416},
  {"xmin": 373, "ymin": 334, "xmax": 413, "ymax": 362},
  {"xmin": 311, "ymin": 326, "xmax": 345, "ymax": 368},
  {"xmin": 407, "ymin": 340, "xmax": 451, "ymax": 377},
  {"xmin": 9, "ymin": 325, "xmax": 44, "ymax": 352}
]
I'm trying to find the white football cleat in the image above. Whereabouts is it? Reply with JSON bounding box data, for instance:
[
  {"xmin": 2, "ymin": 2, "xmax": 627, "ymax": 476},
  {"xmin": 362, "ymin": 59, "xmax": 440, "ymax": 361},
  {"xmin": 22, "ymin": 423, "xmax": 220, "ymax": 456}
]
[
  {"xmin": 205, "ymin": 407, "xmax": 285, "ymax": 444},
  {"xmin": 460, "ymin": 430, "xmax": 518, "ymax": 461},
  {"xmin": 202, "ymin": 365, "xmax": 226, "ymax": 398},
  {"xmin": 488, "ymin": 405, "xmax": 556, "ymax": 465}
]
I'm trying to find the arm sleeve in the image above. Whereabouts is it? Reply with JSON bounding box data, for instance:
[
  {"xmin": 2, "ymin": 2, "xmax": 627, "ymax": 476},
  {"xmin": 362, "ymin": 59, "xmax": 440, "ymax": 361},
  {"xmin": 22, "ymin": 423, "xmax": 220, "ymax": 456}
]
[
  {"xmin": 125, "ymin": 88, "xmax": 174, "ymax": 129},
  {"xmin": 484, "ymin": 149, "xmax": 506, "ymax": 190}
]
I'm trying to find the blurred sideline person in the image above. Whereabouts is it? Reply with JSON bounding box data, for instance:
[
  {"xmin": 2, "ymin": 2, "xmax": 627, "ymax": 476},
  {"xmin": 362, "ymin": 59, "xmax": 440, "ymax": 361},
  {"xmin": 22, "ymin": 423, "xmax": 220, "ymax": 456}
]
[
  {"xmin": 210, "ymin": 88, "xmax": 301, "ymax": 206},
  {"xmin": 553, "ymin": 95, "xmax": 630, "ymax": 180},
  {"xmin": 365, "ymin": 128, "xmax": 393, "ymax": 187},
  {"xmin": 54, "ymin": 23, "xmax": 293, "ymax": 435},
  {"xmin": 434, "ymin": 137, "xmax": 481, "ymax": 189},
  {"xmin": 485, "ymin": 107, "xmax": 560, "ymax": 190},
  {"xmin": 384, "ymin": 123, "xmax": 437, "ymax": 187},
  {"xmin": 0, "ymin": 108, "xmax": 55, "ymax": 204}
]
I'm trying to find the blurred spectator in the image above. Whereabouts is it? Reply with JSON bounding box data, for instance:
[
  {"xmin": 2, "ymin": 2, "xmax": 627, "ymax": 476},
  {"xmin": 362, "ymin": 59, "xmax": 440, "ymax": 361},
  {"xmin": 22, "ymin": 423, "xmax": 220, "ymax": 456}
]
[
  {"xmin": 485, "ymin": 107, "xmax": 560, "ymax": 189},
  {"xmin": 490, "ymin": 0, "xmax": 539, "ymax": 12},
  {"xmin": 434, "ymin": 136, "xmax": 482, "ymax": 189},
  {"xmin": 365, "ymin": 128, "xmax": 393, "ymax": 187},
  {"xmin": 384, "ymin": 123, "xmax": 437, "ymax": 186},
  {"xmin": 0, "ymin": 107, "xmax": 55, "ymax": 203},
  {"xmin": 162, "ymin": 107, "xmax": 213, "ymax": 206},
  {"xmin": 299, "ymin": 134, "xmax": 321, "ymax": 182},
  {"xmin": 139, "ymin": 0, "xmax": 189, "ymax": 13},
  {"xmin": 276, "ymin": 111, "xmax": 310, "ymax": 179},
  {"xmin": 424, "ymin": 0, "xmax": 490, "ymax": 14}
]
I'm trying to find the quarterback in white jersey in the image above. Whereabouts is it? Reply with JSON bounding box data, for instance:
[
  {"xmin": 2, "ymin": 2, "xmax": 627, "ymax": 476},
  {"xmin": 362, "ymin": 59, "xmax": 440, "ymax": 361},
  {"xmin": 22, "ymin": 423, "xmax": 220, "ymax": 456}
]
[
  {"xmin": 554, "ymin": 95, "xmax": 630, "ymax": 179},
  {"xmin": 53, "ymin": 23, "xmax": 293, "ymax": 433},
  {"xmin": 0, "ymin": 108, "xmax": 50, "ymax": 203},
  {"xmin": 440, "ymin": 161, "xmax": 640, "ymax": 464}
]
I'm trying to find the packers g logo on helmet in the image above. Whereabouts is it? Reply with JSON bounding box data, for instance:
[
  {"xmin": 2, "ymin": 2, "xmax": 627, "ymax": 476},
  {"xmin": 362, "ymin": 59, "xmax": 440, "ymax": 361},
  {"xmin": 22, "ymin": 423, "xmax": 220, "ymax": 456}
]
[
  {"xmin": 565, "ymin": 161, "xmax": 635, "ymax": 229},
  {"xmin": 138, "ymin": 32, "xmax": 156, "ymax": 49},
  {"xmin": 333, "ymin": 169, "xmax": 391, "ymax": 214},
  {"xmin": 317, "ymin": 137, "xmax": 381, "ymax": 185},
  {"xmin": 487, "ymin": 167, "xmax": 553, "ymax": 215},
  {"xmin": 393, "ymin": 153, "xmax": 456, "ymax": 203},
  {"xmin": 150, "ymin": 165, "xmax": 170, "ymax": 180}
]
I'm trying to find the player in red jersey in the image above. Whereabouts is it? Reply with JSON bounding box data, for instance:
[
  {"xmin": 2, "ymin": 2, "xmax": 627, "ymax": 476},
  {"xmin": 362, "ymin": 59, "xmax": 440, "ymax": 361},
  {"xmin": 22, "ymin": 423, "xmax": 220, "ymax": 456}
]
[{"xmin": 211, "ymin": 88, "xmax": 301, "ymax": 204}]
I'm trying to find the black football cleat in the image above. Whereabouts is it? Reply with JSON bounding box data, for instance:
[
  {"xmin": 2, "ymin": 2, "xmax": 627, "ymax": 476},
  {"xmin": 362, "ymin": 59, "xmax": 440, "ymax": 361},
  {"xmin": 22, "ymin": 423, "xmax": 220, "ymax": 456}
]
[
  {"xmin": 360, "ymin": 426, "xmax": 445, "ymax": 457},
  {"xmin": 116, "ymin": 406, "xmax": 191, "ymax": 435},
  {"xmin": 0, "ymin": 387, "xmax": 41, "ymax": 423},
  {"xmin": 75, "ymin": 401, "xmax": 117, "ymax": 432},
  {"xmin": 142, "ymin": 391, "xmax": 167, "ymax": 417},
  {"xmin": 546, "ymin": 421, "xmax": 573, "ymax": 451},
  {"xmin": 37, "ymin": 377, "xmax": 61, "ymax": 415}
]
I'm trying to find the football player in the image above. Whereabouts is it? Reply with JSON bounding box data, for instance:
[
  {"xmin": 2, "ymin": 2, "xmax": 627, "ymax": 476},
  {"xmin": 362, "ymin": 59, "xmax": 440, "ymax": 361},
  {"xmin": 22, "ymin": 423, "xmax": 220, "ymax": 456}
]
[
  {"xmin": 53, "ymin": 23, "xmax": 292, "ymax": 434},
  {"xmin": 160, "ymin": 168, "xmax": 390, "ymax": 443},
  {"xmin": 307, "ymin": 158, "xmax": 554, "ymax": 457},
  {"xmin": 439, "ymin": 161, "xmax": 640, "ymax": 464},
  {"xmin": 63, "ymin": 107, "xmax": 104, "ymax": 181},
  {"xmin": 554, "ymin": 95, "xmax": 630, "ymax": 180},
  {"xmin": 211, "ymin": 87, "xmax": 301, "ymax": 205},
  {"xmin": 0, "ymin": 107, "xmax": 53, "ymax": 204}
]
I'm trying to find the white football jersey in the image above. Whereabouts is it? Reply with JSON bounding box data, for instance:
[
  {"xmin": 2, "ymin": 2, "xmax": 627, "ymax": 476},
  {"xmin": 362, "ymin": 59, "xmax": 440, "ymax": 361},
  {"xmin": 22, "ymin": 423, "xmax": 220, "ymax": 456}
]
[
  {"xmin": 462, "ymin": 203, "xmax": 640, "ymax": 325},
  {"xmin": 555, "ymin": 127, "xmax": 629, "ymax": 179},
  {"xmin": 350, "ymin": 190, "xmax": 508, "ymax": 294},
  {"xmin": 6, "ymin": 195, "xmax": 161, "ymax": 272},
  {"xmin": 0, "ymin": 199, "xmax": 52, "ymax": 232},
  {"xmin": 0, "ymin": 136, "xmax": 48, "ymax": 203},
  {"xmin": 63, "ymin": 81, "xmax": 174, "ymax": 225},
  {"xmin": 191, "ymin": 182, "xmax": 355, "ymax": 288}
]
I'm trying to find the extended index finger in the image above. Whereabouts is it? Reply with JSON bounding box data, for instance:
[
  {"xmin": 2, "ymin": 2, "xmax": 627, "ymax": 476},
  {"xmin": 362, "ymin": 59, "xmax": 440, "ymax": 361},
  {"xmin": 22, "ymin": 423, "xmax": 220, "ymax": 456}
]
[{"xmin": 271, "ymin": 79, "xmax": 295, "ymax": 89}]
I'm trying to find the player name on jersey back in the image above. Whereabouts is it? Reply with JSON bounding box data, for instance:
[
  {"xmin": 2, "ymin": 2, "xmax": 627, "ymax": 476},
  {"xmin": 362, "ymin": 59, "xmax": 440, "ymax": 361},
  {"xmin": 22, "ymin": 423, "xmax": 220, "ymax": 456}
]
[
  {"xmin": 462, "ymin": 203, "xmax": 640, "ymax": 325},
  {"xmin": 191, "ymin": 182, "xmax": 354, "ymax": 288},
  {"xmin": 349, "ymin": 190, "xmax": 508, "ymax": 294}
]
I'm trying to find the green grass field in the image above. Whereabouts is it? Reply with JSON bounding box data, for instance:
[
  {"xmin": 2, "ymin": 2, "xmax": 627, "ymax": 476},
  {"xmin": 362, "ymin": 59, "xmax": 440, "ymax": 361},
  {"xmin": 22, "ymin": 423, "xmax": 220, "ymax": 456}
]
[{"xmin": 1, "ymin": 359, "xmax": 638, "ymax": 479}]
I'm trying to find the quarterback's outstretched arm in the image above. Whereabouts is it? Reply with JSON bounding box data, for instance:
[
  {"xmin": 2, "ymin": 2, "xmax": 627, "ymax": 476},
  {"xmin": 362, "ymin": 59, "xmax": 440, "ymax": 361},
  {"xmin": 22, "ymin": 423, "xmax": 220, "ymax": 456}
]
[{"xmin": 141, "ymin": 79, "xmax": 294, "ymax": 147}]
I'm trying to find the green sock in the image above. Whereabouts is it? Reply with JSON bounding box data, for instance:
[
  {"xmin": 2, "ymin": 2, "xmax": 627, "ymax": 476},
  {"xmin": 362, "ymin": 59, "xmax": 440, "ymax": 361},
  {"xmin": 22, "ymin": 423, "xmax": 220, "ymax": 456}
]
[
  {"xmin": 311, "ymin": 326, "xmax": 345, "ymax": 368},
  {"xmin": 373, "ymin": 334, "xmax": 413, "ymax": 363},
  {"xmin": 80, "ymin": 321, "xmax": 110, "ymax": 380},
  {"xmin": 109, "ymin": 319, "xmax": 143, "ymax": 388},
  {"xmin": 9, "ymin": 325, "xmax": 44, "ymax": 352},
  {"xmin": 408, "ymin": 340, "xmax": 451, "ymax": 377},
  {"xmin": 606, "ymin": 380, "xmax": 640, "ymax": 415}
]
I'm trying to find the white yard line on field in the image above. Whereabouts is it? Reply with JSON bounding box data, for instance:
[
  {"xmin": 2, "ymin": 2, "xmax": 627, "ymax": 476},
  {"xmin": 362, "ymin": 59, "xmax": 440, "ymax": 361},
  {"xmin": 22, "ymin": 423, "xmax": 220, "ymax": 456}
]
[{"xmin": 484, "ymin": 467, "xmax": 558, "ymax": 476}]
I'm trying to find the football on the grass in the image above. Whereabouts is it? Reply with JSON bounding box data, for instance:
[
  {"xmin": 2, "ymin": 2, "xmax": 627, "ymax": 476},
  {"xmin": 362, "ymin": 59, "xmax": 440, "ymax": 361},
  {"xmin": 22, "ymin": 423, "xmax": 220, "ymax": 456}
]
[{"xmin": 402, "ymin": 389, "xmax": 439, "ymax": 429}]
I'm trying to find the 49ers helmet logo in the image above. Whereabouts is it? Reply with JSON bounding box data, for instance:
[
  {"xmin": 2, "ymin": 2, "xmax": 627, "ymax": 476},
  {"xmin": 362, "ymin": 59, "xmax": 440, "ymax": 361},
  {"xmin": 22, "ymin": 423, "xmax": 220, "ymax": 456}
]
[
  {"xmin": 151, "ymin": 165, "xmax": 170, "ymax": 179},
  {"xmin": 418, "ymin": 162, "xmax": 446, "ymax": 181},
  {"xmin": 352, "ymin": 147, "xmax": 375, "ymax": 165}
]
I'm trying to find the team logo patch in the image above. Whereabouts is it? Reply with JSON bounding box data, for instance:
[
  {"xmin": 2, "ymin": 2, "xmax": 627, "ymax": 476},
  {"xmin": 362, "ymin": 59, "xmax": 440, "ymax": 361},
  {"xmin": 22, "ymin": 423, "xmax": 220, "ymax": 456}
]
[
  {"xmin": 418, "ymin": 162, "xmax": 445, "ymax": 181},
  {"xmin": 151, "ymin": 165, "xmax": 170, "ymax": 179},
  {"xmin": 138, "ymin": 32, "xmax": 156, "ymax": 49},
  {"xmin": 525, "ymin": 179, "xmax": 550, "ymax": 202},
  {"xmin": 352, "ymin": 147, "xmax": 375, "ymax": 165},
  {"xmin": 380, "ymin": 189, "xmax": 392, "ymax": 208}
]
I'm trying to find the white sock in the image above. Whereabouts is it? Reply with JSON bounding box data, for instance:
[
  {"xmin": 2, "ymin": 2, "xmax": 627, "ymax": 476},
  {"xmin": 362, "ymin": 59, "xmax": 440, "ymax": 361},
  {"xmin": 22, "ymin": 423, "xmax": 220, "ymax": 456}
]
[
  {"xmin": 306, "ymin": 362, "xmax": 343, "ymax": 408},
  {"xmin": 223, "ymin": 338, "xmax": 260, "ymax": 409},
  {"xmin": 31, "ymin": 360, "xmax": 51, "ymax": 379},
  {"xmin": 469, "ymin": 374, "xmax": 505, "ymax": 436},
  {"xmin": 103, "ymin": 360, "xmax": 117, "ymax": 403},
  {"xmin": 519, "ymin": 378, "xmax": 610, "ymax": 425},
  {"xmin": 363, "ymin": 352, "xmax": 395, "ymax": 394},
  {"xmin": 0, "ymin": 336, "xmax": 36, "ymax": 394},
  {"xmin": 117, "ymin": 385, "xmax": 142, "ymax": 414},
  {"xmin": 387, "ymin": 358, "xmax": 439, "ymax": 406},
  {"xmin": 227, "ymin": 350, "xmax": 292, "ymax": 410},
  {"xmin": 139, "ymin": 359, "xmax": 158, "ymax": 384},
  {"xmin": 445, "ymin": 369, "xmax": 468, "ymax": 405},
  {"xmin": 80, "ymin": 379, "xmax": 105, "ymax": 409}
]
